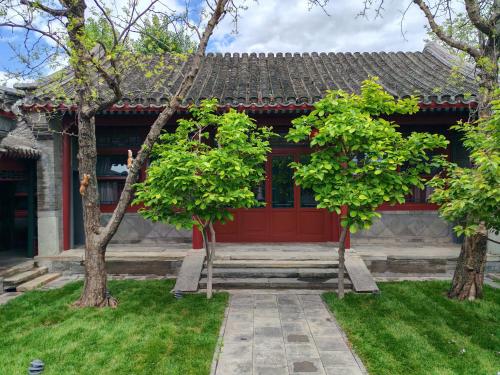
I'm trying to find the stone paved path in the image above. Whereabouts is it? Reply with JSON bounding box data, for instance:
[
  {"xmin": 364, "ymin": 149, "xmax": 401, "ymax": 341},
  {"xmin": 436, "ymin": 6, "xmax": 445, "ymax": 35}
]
[{"xmin": 214, "ymin": 293, "xmax": 366, "ymax": 375}]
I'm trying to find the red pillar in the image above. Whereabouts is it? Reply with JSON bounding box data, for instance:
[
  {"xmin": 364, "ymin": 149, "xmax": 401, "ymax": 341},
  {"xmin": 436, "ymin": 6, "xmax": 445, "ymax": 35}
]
[
  {"xmin": 340, "ymin": 206, "xmax": 351, "ymax": 250},
  {"xmin": 62, "ymin": 133, "xmax": 71, "ymax": 250},
  {"xmin": 192, "ymin": 226, "xmax": 203, "ymax": 250}
]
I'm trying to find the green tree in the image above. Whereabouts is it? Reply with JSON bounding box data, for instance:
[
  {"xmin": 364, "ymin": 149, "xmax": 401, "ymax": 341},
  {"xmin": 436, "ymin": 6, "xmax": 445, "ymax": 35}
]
[
  {"xmin": 134, "ymin": 99, "xmax": 273, "ymax": 298},
  {"xmin": 286, "ymin": 78, "xmax": 448, "ymax": 298},
  {"xmin": 134, "ymin": 14, "xmax": 196, "ymax": 54},
  {"xmin": 428, "ymin": 91, "xmax": 500, "ymax": 300}
]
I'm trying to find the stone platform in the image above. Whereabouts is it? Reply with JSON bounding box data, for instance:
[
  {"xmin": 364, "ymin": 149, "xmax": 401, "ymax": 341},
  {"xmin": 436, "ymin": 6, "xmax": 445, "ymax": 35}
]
[
  {"xmin": 33, "ymin": 242, "xmax": 500, "ymax": 278},
  {"xmin": 35, "ymin": 244, "xmax": 190, "ymax": 276}
]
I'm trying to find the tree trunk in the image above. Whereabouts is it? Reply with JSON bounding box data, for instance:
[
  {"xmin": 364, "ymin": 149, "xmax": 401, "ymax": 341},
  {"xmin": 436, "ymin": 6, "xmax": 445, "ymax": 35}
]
[
  {"xmin": 337, "ymin": 226, "xmax": 348, "ymax": 299},
  {"xmin": 207, "ymin": 222, "xmax": 217, "ymax": 299},
  {"xmin": 201, "ymin": 224, "xmax": 215, "ymax": 299},
  {"xmin": 448, "ymin": 231, "xmax": 488, "ymax": 301},
  {"xmin": 74, "ymin": 242, "xmax": 107, "ymax": 307},
  {"xmin": 73, "ymin": 112, "xmax": 116, "ymax": 307}
]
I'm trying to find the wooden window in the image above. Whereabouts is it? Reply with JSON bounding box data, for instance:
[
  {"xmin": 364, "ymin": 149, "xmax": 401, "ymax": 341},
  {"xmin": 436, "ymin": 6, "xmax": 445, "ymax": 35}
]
[{"xmin": 96, "ymin": 154, "xmax": 128, "ymax": 205}]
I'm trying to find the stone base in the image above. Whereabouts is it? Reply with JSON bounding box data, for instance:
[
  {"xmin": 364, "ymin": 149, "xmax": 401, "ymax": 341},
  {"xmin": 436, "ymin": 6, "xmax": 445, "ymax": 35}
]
[
  {"xmin": 35, "ymin": 247, "xmax": 188, "ymax": 276},
  {"xmin": 352, "ymin": 211, "xmax": 454, "ymax": 245},
  {"xmin": 100, "ymin": 213, "xmax": 191, "ymax": 245}
]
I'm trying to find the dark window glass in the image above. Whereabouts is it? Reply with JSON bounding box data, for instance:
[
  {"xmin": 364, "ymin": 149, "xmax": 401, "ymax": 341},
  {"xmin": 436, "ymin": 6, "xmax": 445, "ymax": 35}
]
[
  {"xmin": 97, "ymin": 155, "xmax": 128, "ymax": 177},
  {"xmin": 301, "ymin": 188, "xmax": 317, "ymax": 208},
  {"xmin": 98, "ymin": 180, "xmax": 125, "ymax": 204},
  {"xmin": 252, "ymin": 181, "xmax": 266, "ymax": 204},
  {"xmin": 97, "ymin": 155, "xmax": 128, "ymax": 204},
  {"xmin": 406, "ymin": 185, "xmax": 434, "ymax": 203},
  {"xmin": 298, "ymin": 155, "xmax": 317, "ymax": 208},
  {"xmin": 272, "ymin": 155, "xmax": 294, "ymax": 208}
]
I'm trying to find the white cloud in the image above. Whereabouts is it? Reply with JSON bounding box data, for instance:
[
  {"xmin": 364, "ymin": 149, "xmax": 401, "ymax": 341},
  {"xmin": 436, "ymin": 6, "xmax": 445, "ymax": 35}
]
[
  {"xmin": 209, "ymin": 0, "xmax": 429, "ymax": 53},
  {"xmin": 0, "ymin": 71, "xmax": 24, "ymax": 88}
]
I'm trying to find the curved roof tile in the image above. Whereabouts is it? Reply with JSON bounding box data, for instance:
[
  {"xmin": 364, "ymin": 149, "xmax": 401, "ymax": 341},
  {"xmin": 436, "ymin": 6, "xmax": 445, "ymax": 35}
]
[{"xmin": 19, "ymin": 42, "xmax": 477, "ymax": 110}]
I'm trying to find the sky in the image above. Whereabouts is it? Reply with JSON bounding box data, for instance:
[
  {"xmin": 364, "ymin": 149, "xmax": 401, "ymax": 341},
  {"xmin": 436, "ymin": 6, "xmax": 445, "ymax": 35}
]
[{"xmin": 0, "ymin": 0, "xmax": 430, "ymax": 87}]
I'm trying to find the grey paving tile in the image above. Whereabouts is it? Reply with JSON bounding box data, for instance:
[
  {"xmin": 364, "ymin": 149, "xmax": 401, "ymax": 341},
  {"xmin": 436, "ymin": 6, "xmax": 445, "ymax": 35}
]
[
  {"xmin": 255, "ymin": 294, "xmax": 277, "ymax": 302},
  {"xmin": 254, "ymin": 308, "xmax": 281, "ymax": 318},
  {"xmin": 277, "ymin": 295, "xmax": 300, "ymax": 305},
  {"xmin": 216, "ymin": 359, "xmax": 252, "ymax": 375},
  {"xmin": 280, "ymin": 312, "xmax": 306, "ymax": 322},
  {"xmin": 319, "ymin": 351, "xmax": 357, "ymax": 367},
  {"xmin": 285, "ymin": 343, "xmax": 321, "ymax": 359},
  {"xmin": 288, "ymin": 358, "xmax": 326, "ymax": 374},
  {"xmin": 254, "ymin": 349, "xmax": 287, "ymax": 367},
  {"xmin": 255, "ymin": 326, "xmax": 282, "ymax": 338},
  {"xmin": 223, "ymin": 332, "xmax": 253, "ymax": 344},
  {"xmin": 313, "ymin": 336, "xmax": 349, "ymax": 352},
  {"xmin": 308, "ymin": 324, "xmax": 342, "ymax": 337},
  {"xmin": 324, "ymin": 366, "xmax": 364, "ymax": 375},
  {"xmin": 255, "ymin": 301, "xmax": 278, "ymax": 309},
  {"xmin": 220, "ymin": 342, "xmax": 253, "ymax": 360},
  {"xmin": 287, "ymin": 333, "xmax": 312, "ymax": 343},
  {"xmin": 255, "ymin": 366, "xmax": 289, "ymax": 375},
  {"xmin": 254, "ymin": 339, "xmax": 285, "ymax": 351},
  {"xmin": 254, "ymin": 317, "xmax": 281, "ymax": 328},
  {"xmin": 282, "ymin": 322, "xmax": 310, "ymax": 335}
]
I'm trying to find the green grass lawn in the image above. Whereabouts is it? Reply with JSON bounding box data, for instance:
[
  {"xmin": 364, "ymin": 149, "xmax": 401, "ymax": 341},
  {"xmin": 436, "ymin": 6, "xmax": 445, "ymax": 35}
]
[
  {"xmin": 324, "ymin": 281, "xmax": 500, "ymax": 375},
  {"xmin": 0, "ymin": 279, "xmax": 228, "ymax": 375}
]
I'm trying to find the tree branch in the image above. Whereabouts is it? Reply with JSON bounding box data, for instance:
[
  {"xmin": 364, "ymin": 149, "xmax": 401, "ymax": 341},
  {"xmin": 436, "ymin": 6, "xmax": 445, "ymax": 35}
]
[
  {"xmin": 92, "ymin": 0, "xmax": 119, "ymax": 46},
  {"xmin": 100, "ymin": 0, "xmax": 230, "ymax": 245},
  {"xmin": 464, "ymin": 0, "xmax": 494, "ymax": 37},
  {"xmin": 19, "ymin": 0, "xmax": 68, "ymax": 17},
  {"xmin": 0, "ymin": 21, "xmax": 70, "ymax": 54},
  {"xmin": 118, "ymin": 0, "xmax": 159, "ymax": 42},
  {"xmin": 413, "ymin": 0, "xmax": 481, "ymax": 60}
]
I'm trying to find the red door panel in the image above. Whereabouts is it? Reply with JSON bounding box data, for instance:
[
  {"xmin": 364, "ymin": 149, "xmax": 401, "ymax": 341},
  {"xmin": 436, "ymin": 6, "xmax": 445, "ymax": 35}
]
[
  {"xmin": 271, "ymin": 210, "xmax": 296, "ymax": 240},
  {"xmin": 214, "ymin": 147, "xmax": 340, "ymax": 243}
]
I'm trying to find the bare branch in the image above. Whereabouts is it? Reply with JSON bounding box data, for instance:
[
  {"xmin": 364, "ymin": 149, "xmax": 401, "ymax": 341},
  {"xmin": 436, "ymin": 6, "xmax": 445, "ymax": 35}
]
[
  {"xmin": 464, "ymin": 0, "xmax": 495, "ymax": 37},
  {"xmin": 413, "ymin": 0, "xmax": 481, "ymax": 60},
  {"xmin": 0, "ymin": 21, "xmax": 70, "ymax": 54},
  {"xmin": 19, "ymin": 0, "xmax": 68, "ymax": 17},
  {"xmin": 119, "ymin": 0, "xmax": 159, "ymax": 41}
]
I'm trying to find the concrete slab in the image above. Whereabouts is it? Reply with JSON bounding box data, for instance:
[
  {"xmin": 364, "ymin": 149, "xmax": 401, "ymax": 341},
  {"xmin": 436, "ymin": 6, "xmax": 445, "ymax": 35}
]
[
  {"xmin": 4, "ymin": 267, "xmax": 48, "ymax": 286},
  {"xmin": 17, "ymin": 273, "xmax": 61, "ymax": 292},
  {"xmin": 173, "ymin": 250, "xmax": 205, "ymax": 292},
  {"xmin": 344, "ymin": 255, "xmax": 379, "ymax": 293}
]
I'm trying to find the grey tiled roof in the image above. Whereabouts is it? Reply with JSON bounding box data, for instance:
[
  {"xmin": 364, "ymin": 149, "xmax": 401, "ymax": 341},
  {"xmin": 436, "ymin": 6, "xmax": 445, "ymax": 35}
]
[
  {"xmin": 21, "ymin": 42, "xmax": 477, "ymax": 110},
  {"xmin": 0, "ymin": 87, "xmax": 39, "ymax": 159}
]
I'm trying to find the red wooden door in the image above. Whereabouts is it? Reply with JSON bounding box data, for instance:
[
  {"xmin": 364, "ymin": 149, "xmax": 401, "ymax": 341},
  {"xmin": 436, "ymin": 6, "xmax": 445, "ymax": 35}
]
[{"xmin": 215, "ymin": 148, "xmax": 339, "ymax": 242}]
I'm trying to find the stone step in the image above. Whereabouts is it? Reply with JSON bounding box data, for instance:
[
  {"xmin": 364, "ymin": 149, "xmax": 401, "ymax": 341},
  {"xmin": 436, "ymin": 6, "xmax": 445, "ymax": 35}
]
[
  {"xmin": 4, "ymin": 267, "xmax": 48, "ymax": 287},
  {"xmin": 199, "ymin": 277, "xmax": 352, "ymax": 289},
  {"xmin": 216, "ymin": 252, "xmax": 339, "ymax": 261},
  {"xmin": 0, "ymin": 260, "xmax": 35, "ymax": 278},
  {"xmin": 212, "ymin": 260, "xmax": 339, "ymax": 269},
  {"xmin": 16, "ymin": 273, "xmax": 61, "ymax": 292},
  {"xmin": 202, "ymin": 267, "xmax": 340, "ymax": 278}
]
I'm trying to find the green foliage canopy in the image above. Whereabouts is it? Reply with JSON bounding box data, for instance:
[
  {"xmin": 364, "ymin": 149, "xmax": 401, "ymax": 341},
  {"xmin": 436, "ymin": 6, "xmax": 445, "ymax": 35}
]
[
  {"xmin": 134, "ymin": 14, "xmax": 196, "ymax": 54},
  {"xmin": 429, "ymin": 92, "xmax": 500, "ymax": 237},
  {"xmin": 133, "ymin": 99, "xmax": 273, "ymax": 230},
  {"xmin": 286, "ymin": 78, "xmax": 448, "ymax": 233}
]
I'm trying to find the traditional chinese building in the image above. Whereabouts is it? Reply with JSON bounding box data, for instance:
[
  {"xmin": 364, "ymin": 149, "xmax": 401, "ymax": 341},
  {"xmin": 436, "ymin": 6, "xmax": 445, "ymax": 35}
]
[{"xmin": 1, "ymin": 42, "xmax": 478, "ymax": 258}]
